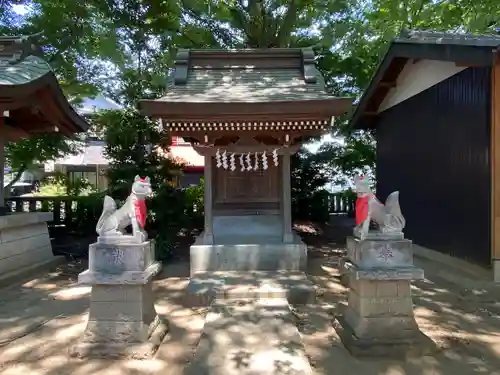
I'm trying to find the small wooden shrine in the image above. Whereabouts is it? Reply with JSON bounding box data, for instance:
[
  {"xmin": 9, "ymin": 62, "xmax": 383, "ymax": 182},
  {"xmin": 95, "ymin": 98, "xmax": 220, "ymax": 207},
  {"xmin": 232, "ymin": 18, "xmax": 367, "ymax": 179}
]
[
  {"xmin": 0, "ymin": 35, "xmax": 88, "ymax": 137},
  {"xmin": 0, "ymin": 34, "xmax": 89, "ymax": 209},
  {"xmin": 0, "ymin": 34, "xmax": 89, "ymax": 281},
  {"xmin": 141, "ymin": 48, "xmax": 350, "ymax": 268}
]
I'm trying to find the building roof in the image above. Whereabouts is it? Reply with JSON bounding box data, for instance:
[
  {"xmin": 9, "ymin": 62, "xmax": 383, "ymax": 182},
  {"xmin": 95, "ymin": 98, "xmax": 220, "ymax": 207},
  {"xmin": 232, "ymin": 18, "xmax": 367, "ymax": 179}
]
[
  {"xmin": 76, "ymin": 95, "xmax": 122, "ymax": 116},
  {"xmin": 156, "ymin": 50, "xmax": 332, "ymax": 103},
  {"xmin": 169, "ymin": 145, "xmax": 204, "ymax": 172},
  {"xmin": 350, "ymin": 29, "xmax": 500, "ymax": 130},
  {"xmin": 140, "ymin": 48, "xmax": 352, "ymax": 138},
  {"xmin": 56, "ymin": 140, "xmax": 107, "ymax": 166},
  {"xmin": 56, "ymin": 138, "xmax": 204, "ymax": 173},
  {"xmin": 0, "ymin": 34, "xmax": 89, "ymax": 139}
]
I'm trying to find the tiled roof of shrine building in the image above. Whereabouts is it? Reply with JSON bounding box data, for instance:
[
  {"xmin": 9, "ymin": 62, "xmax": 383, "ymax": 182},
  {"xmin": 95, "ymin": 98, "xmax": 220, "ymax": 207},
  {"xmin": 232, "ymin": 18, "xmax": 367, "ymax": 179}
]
[
  {"xmin": 140, "ymin": 48, "xmax": 351, "ymax": 120},
  {"xmin": 0, "ymin": 34, "xmax": 89, "ymax": 139},
  {"xmin": 160, "ymin": 48, "xmax": 331, "ymax": 103}
]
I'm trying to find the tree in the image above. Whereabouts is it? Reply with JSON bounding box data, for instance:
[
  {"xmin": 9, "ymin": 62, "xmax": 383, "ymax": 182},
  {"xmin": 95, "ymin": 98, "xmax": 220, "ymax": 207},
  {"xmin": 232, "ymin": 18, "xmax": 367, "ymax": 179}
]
[
  {"xmin": 4, "ymin": 0, "xmax": 499, "ymax": 194},
  {"xmin": 315, "ymin": 0, "xmax": 500, "ymax": 185},
  {"xmin": 0, "ymin": 1, "xmax": 96, "ymax": 188},
  {"xmin": 96, "ymin": 108, "xmax": 176, "ymax": 195},
  {"xmin": 291, "ymin": 148, "xmax": 330, "ymax": 220},
  {"xmin": 4, "ymin": 134, "xmax": 82, "ymax": 189}
]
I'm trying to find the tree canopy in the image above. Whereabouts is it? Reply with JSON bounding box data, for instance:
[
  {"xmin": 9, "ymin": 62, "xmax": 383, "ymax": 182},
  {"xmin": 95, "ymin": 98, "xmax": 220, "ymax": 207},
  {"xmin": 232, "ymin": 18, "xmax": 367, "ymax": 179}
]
[{"xmin": 1, "ymin": 0, "xmax": 498, "ymax": 185}]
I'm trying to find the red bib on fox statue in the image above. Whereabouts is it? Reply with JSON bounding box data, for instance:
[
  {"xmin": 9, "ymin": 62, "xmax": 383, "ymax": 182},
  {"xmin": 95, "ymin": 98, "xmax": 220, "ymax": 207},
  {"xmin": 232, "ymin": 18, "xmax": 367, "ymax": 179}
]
[
  {"xmin": 134, "ymin": 199, "xmax": 147, "ymax": 228},
  {"xmin": 355, "ymin": 195, "xmax": 370, "ymax": 225},
  {"xmin": 355, "ymin": 175, "xmax": 372, "ymax": 226},
  {"xmin": 134, "ymin": 177, "xmax": 148, "ymax": 229}
]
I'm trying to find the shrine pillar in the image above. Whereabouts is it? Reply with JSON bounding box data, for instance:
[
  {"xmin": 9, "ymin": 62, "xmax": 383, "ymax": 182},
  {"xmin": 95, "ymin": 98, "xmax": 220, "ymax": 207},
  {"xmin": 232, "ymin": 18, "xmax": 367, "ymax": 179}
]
[
  {"xmin": 203, "ymin": 154, "xmax": 214, "ymax": 244},
  {"xmin": 282, "ymin": 150, "xmax": 293, "ymax": 243}
]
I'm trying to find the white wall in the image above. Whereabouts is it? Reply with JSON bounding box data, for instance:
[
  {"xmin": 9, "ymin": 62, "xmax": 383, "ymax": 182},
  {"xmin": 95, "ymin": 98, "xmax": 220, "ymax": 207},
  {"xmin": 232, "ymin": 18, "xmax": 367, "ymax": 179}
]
[{"xmin": 378, "ymin": 60, "xmax": 466, "ymax": 113}]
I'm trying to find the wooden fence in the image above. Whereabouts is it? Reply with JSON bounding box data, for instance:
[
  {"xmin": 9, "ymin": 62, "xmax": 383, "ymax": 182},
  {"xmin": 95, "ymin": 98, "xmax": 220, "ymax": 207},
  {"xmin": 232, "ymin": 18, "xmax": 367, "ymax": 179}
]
[
  {"xmin": 328, "ymin": 193, "xmax": 355, "ymax": 216},
  {"xmin": 5, "ymin": 196, "xmax": 100, "ymax": 227}
]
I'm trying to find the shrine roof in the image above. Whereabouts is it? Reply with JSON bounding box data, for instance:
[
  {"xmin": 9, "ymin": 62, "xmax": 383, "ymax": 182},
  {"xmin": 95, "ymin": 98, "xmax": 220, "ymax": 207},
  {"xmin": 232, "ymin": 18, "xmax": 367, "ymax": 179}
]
[
  {"xmin": 350, "ymin": 29, "xmax": 500, "ymax": 130},
  {"xmin": 140, "ymin": 48, "xmax": 351, "ymax": 119},
  {"xmin": 161, "ymin": 51, "xmax": 329, "ymax": 103},
  {"xmin": 0, "ymin": 34, "xmax": 89, "ymax": 139},
  {"xmin": 56, "ymin": 139, "xmax": 108, "ymax": 166}
]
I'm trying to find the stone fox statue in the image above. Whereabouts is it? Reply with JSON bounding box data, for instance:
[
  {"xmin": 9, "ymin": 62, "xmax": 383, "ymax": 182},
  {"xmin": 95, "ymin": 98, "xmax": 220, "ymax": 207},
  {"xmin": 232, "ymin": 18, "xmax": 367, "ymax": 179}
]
[
  {"xmin": 96, "ymin": 175, "xmax": 152, "ymax": 243},
  {"xmin": 353, "ymin": 175, "xmax": 405, "ymax": 240}
]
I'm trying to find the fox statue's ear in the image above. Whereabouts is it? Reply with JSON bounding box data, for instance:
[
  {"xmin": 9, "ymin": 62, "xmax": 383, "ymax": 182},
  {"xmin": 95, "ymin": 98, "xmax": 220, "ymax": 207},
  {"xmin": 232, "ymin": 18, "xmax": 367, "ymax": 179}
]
[
  {"xmin": 144, "ymin": 176, "xmax": 151, "ymax": 183},
  {"xmin": 134, "ymin": 175, "xmax": 141, "ymax": 182}
]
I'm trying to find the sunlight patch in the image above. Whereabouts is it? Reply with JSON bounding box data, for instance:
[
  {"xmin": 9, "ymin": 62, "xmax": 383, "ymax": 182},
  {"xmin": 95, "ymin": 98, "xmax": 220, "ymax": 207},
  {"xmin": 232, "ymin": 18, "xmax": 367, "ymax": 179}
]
[{"xmin": 50, "ymin": 286, "xmax": 91, "ymax": 300}]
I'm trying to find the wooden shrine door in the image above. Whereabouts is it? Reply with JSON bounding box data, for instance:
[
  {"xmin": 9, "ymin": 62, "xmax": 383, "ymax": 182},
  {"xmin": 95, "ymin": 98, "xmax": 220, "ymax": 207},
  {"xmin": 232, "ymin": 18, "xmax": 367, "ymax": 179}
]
[{"xmin": 213, "ymin": 158, "xmax": 281, "ymax": 215}]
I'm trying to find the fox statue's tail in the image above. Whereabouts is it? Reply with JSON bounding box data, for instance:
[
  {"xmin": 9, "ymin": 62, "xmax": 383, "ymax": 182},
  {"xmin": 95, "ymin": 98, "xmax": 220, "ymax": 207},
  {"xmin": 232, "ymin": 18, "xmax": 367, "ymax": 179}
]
[
  {"xmin": 95, "ymin": 195, "xmax": 117, "ymax": 235},
  {"xmin": 384, "ymin": 191, "xmax": 406, "ymax": 231}
]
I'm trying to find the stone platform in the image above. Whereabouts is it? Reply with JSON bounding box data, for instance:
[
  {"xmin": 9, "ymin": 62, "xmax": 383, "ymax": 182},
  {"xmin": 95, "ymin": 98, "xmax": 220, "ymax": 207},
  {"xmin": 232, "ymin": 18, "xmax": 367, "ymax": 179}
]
[
  {"xmin": 190, "ymin": 233, "xmax": 307, "ymax": 275},
  {"xmin": 185, "ymin": 298, "xmax": 313, "ymax": 375},
  {"xmin": 185, "ymin": 271, "xmax": 316, "ymax": 307},
  {"xmin": 191, "ymin": 215, "xmax": 308, "ymax": 275},
  {"xmin": 0, "ymin": 212, "xmax": 60, "ymax": 286}
]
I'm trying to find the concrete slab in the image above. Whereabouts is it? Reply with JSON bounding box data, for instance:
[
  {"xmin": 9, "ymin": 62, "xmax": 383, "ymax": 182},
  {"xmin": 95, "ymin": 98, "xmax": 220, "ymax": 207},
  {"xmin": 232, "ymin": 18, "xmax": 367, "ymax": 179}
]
[
  {"xmin": 185, "ymin": 298, "xmax": 313, "ymax": 375},
  {"xmin": 190, "ymin": 234, "xmax": 307, "ymax": 274},
  {"xmin": 185, "ymin": 271, "xmax": 316, "ymax": 307}
]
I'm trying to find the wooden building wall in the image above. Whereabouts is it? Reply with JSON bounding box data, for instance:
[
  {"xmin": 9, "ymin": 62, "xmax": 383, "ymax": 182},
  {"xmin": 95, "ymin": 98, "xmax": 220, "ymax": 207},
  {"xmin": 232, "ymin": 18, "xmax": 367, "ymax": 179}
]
[
  {"xmin": 375, "ymin": 67, "xmax": 492, "ymax": 265},
  {"xmin": 491, "ymin": 56, "xmax": 500, "ymax": 264},
  {"xmin": 212, "ymin": 156, "xmax": 282, "ymax": 216}
]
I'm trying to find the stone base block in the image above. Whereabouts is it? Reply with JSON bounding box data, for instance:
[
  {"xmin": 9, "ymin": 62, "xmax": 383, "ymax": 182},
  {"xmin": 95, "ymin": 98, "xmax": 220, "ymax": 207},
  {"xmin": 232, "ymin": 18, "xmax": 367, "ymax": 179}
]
[
  {"xmin": 352, "ymin": 266, "xmax": 424, "ymax": 281},
  {"xmin": 72, "ymin": 239, "xmax": 165, "ymax": 359},
  {"xmin": 70, "ymin": 281, "xmax": 168, "ymax": 359},
  {"xmin": 69, "ymin": 318, "xmax": 168, "ymax": 359},
  {"xmin": 89, "ymin": 240, "xmax": 155, "ymax": 273},
  {"xmin": 338, "ymin": 258, "xmax": 353, "ymax": 287},
  {"xmin": 78, "ymin": 262, "xmax": 161, "ymax": 285},
  {"xmin": 185, "ymin": 271, "xmax": 316, "ymax": 307},
  {"xmin": 347, "ymin": 236, "xmax": 414, "ymax": 269},
  {"xmin": 343, "ymin": 305, "xmax": 418, "ymax": 339},
  {"xmin": 190, "ymin": 233, "xmax": 307, "ymax": 275},
  {"xmin": 333, "ymin": 315, "xmax": 435, "ymax": 359}
]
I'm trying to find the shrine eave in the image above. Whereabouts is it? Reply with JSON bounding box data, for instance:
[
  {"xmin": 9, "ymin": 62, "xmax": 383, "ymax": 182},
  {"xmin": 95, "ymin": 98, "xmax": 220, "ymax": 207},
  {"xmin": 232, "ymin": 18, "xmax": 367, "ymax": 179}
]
[
  {"xmin": 139, "ymin": 98, "xmax": 352, "ymax": 121},
  {"xmin": 0, "ymin": 71, "xmax": 89, "ymax": 137},
  {"xmin": 0, "ymin": 36, "xmax": 89, "ymax": 139},
  {"xmin": 160, "ymin": 119, "xmax": 330, "ymax": 138}
]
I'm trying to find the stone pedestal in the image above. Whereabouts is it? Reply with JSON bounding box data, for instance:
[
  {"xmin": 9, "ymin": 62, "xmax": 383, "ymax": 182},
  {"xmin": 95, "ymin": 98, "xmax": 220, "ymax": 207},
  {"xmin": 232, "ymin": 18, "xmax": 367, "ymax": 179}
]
[
  {"xmin": 334, "ymin": 235, "xmax": 432, "ymax": 359},
  {"xmin": 69, "ymin": 240, "xmax": 168, "ymax": 359}
]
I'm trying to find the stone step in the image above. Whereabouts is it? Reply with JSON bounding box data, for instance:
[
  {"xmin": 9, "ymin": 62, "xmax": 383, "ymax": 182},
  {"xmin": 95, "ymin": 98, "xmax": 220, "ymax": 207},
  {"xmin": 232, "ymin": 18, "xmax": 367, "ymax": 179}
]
[
  {"xmin": 185, "ymin": 298, "xmax": 313, "ymax": 375},
  {"xmin": 184, "ymin": 271, "xmax": 316, "ymax": 307}
]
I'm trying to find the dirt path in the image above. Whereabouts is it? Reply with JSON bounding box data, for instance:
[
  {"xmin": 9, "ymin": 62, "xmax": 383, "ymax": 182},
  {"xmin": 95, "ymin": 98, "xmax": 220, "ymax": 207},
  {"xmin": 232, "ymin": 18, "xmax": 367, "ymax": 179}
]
[{"xmin": 0, "ymin": 223, "xmax": 499, "ymax": 375}]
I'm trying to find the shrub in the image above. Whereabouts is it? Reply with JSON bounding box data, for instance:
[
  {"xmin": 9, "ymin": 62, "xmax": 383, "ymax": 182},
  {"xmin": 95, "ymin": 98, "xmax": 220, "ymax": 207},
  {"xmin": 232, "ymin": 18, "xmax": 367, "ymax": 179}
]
[
  {"xmin": 68, "ymin": 193, "xmax": 106, "ymax": 234},
  {"xmin": 35, "ymin": 172, "xmax": 97, "ymax": 197},
  {"xmin": 95, "ymin": 108, "xmax": 192, "ymax": 259},
  {"xmin": 183, "ymin": 179, "xmax": 204, "ymax": 231}
]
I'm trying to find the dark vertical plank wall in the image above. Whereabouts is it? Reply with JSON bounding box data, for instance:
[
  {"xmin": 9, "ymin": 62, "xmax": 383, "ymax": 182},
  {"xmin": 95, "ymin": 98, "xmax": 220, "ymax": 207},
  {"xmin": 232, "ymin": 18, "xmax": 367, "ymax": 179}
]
[{"xmin": 375, "ymin": 67, "xmax": 491, "ymax": 265}]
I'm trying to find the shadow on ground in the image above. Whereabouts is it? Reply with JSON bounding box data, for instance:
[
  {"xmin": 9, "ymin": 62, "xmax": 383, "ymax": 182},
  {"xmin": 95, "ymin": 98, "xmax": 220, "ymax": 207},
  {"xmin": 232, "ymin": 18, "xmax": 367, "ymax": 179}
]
[
  {"xmin": 296, "ymin": 216, "xmax": 500, "ymax": 375},
  {"xmin": 0, "ymin": 216, "xmax": 499, "ymax": 374}
]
